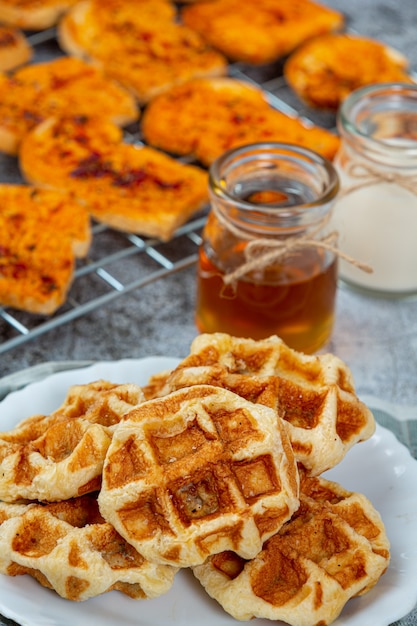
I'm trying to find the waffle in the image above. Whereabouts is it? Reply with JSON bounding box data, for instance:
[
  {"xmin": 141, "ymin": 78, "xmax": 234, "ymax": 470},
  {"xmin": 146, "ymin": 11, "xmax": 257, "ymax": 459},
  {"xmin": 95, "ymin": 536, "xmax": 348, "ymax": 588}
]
[
  {"xmin": 141, "ymin": 369, "xmax": 173, "ymax": 401},
  {"xmin": 192, "ymin": 474, "xmax": 390, "ymax": 625},
  {"xmin": 157, "ymin": 333, "xmax": 376, "ymax": 475},
  {"xmin": 181, "ymin": 0, "xmax": 344, "ymax": 65},
  {"xmin": 19, "ymin": 114, "xmax": 209, "ymax": 241},
  {"xmin": 299, "ymin": 472, "xmax": 391, "ymax": 568},
  {"xmin": 0, "ymin": 380, "xmax": 145, "ymax": 502},
  {"xmin": 284, "ymin": 33, "xmax": 413, "ymax": 110},
  {"xmin": 98, "ymin": 384, "xmax": 299, "ymax": 568},
  {"xmin": 0, "ymin": 493, "xmax": 176, "ymax": 601},
  {"xmin": 58, "ymin": 0, "xmax": 227, "ymax": 104},
  {"xmin": 0, "ymin": 56, "xmax": 138, "ymax": 155},
  {"xmin": 141, "ymin": 77, "xmax": 340, "ymax": 166}
]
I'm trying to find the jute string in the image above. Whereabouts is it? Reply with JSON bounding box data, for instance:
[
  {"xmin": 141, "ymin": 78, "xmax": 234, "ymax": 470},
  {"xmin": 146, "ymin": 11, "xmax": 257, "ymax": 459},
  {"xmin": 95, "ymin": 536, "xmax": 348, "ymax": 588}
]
[
  {"xmin": 213, "ymin": 161, "xmax": 417, "ymax": 292},
  {"xmin": 212, "ymin": 200, "xmax": 371, "ymax": 294},
  {"xmin": 338, "ymin": 161, "xmax": 417, "ymax": 198}
]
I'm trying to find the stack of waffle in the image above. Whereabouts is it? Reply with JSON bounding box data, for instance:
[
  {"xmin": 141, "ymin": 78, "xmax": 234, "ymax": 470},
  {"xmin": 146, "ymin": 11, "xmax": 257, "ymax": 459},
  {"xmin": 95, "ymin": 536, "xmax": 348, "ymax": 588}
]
[{"xmin": 0, "ymin": 334, "xmax": 389, "ymax": 625}]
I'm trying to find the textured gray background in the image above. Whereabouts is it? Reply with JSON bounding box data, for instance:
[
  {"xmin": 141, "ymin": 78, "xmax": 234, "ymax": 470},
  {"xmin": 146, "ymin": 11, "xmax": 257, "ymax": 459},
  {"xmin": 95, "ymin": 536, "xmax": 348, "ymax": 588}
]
[
  {"xmin": 0, "ymin": 3, "xmax": 416, "ymax": 622},
  {"xmin": 1, "ymin": 0, "xmax": 417, "ymax": 409}
]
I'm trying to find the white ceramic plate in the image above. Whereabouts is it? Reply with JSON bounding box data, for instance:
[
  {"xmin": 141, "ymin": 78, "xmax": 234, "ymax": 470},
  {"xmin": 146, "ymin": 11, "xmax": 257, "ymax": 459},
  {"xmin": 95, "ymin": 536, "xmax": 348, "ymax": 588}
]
[{"xmin": 0, "ymin": 357, "xmax": 416, "ymax": 626}]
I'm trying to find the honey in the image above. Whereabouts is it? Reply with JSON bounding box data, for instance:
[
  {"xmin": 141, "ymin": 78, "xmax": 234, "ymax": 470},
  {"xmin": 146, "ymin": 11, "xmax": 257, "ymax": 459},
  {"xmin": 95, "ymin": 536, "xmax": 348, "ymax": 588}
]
[
  {"xmin": 195, "ymin": 143, "xmax": 340, "ymax": 353},
  {"xmin": 196, "ymin": 242, "xmax": 338, "ymax": 354}
]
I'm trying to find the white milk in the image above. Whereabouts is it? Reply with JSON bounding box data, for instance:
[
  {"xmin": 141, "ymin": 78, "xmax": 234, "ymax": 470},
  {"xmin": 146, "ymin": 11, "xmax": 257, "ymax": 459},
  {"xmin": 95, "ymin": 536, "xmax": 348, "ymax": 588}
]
[
  {"xmin": 332, "ymin": 84, "xmax": 417, "ymax": 295},
  {"xmin": 332, "ymin": 173, "xmax": 417, "ymax": 293}
]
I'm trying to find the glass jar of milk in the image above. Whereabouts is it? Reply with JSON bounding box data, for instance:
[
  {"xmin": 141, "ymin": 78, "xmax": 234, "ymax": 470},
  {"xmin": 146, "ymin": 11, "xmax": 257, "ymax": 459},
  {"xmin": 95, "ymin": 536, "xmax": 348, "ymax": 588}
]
[{"xmin": 332, "ymin": 83, "xmax": 417, "ymax": 296}]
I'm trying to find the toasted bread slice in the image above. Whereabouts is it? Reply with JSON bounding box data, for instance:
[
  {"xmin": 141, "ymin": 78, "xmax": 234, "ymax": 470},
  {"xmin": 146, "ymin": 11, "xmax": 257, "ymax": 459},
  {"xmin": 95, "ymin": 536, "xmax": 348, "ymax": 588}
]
[
  {"xmin": 285, "ymin": 33, "xmax": 414, "ymax": 110},
  {"xmin": 142, "ymin": 77, "xmax": 340, "ymax": 165},
  {"xmin": 142, "ymin": 77, "xmax": 268, "ymax": 158},
  {"xmin": 0, "ymin": 185, "xmax": 91, "ymax": 314},
  {"xmin": 58, "ymin": 0, "xmax": 177, "ymax": 59},
  {"xmin": 0, "ymin": 25, "xmax": 32, "ymax": 71},
  {"xmin": 58, "ymin": 0, "xmax": 227, "ymax": 103},
  {"xmin": 182, "ymin": 0, "xmax": 344, "ymax": 65},
  {"xmin": 0, "ymin": 56, "xmax": 138, "ymax": 155},
  {"xmin": 20, "ymin": 115, "xmax": 209, "ymax": 241},
  {"xmin": 58, "ymin": 0, "xmax": 176, "ymax": 62},
  {"xmin": 0, "ymin": 0, "xmax": 79, "ymax": 29},
  {"xmin": 20, "ymin": 115, "xmax": 124, "ymax": 186}
]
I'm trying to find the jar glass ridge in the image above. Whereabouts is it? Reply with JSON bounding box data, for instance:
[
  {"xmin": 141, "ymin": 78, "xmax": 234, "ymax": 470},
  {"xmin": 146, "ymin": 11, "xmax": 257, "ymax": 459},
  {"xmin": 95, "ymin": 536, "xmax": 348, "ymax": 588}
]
[
  {"xmin": 338, "ymin": 82, "xmax": 417, "ymax": 167},
  {"xmin": 209, "ymin": 142, "xmax": 339, "ymax": 234},
  {"xmin": 195, "ymin": 142, "xmax": 340, "ymax": 354}
]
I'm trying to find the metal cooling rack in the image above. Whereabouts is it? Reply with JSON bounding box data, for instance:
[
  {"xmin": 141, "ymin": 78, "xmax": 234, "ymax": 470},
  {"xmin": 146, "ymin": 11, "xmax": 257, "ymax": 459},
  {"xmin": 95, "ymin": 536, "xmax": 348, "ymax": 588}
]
[{"xmin": 0, "ymin": 25, "xmax": 338, "ymax": 356}]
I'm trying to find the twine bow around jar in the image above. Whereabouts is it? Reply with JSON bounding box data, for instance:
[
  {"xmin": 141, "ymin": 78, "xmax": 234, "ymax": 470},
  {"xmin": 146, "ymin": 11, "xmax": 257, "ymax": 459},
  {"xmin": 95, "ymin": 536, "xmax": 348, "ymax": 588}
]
[
  {"xmin": 339, "ymin": 162, "xmax": 417, "ymax": 198},
  {"xmin": 211, "ymin": 202, "xmax": 373, "ymax": 295}
]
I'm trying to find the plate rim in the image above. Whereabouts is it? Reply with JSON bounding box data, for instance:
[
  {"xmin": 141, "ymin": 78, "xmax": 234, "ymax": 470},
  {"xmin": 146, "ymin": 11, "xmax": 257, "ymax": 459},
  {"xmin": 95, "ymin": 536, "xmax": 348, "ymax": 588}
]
[{"xmin": 0, "ymin": 356, "xmax": 416, "ymax": 626}]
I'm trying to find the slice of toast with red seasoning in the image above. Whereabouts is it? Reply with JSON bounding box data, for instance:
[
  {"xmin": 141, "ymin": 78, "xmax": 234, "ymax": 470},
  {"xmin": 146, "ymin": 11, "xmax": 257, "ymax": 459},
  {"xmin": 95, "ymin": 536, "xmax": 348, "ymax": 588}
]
[
  {"xmin": 0, "ymin": 56, "xmax": 138, "ymax": 155},
  {"xmin": 58, "ymin": 0, "xmax": 227, "ymax": 103},
  {"xmin": 181, "ymin": 0, "xmax": 344, "ymax": 65},
  {"xmin": 0, "ymin": 0, "xmax": 80, "ymax": 30},
  {"xmin": 141, "ymin": 77, "xmax": 340, "ymax": 166},
  {"xmin": 0, "ymin": 185, "xmax": 91, "ymax": 315},
  {"xmin": 0, "ymin": 25, "xmax": 32, "ymax": 71},
  {"xmin": 284, "ymin": 33, "xmax": 414, "ymax": 110},
  {"xmin": 19, "ymin": 115, "xmax": 209, "ymax": 241}
]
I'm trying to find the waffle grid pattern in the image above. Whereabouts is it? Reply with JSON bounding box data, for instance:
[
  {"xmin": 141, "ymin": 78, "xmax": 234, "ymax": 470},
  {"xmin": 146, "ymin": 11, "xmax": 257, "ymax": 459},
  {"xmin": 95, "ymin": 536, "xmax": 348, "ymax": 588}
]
[{"xmin": 98, "ymin": 384, "xmax": 300, "ymax": 567}]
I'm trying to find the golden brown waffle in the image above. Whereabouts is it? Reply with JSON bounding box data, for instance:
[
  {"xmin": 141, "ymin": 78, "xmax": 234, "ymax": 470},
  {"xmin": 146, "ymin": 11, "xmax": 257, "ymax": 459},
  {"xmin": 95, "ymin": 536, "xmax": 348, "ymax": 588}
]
[
  {"xmin": 299, "ymin": 472, "xmax": 391, "ymax": 571},
  {"xmin": 284, "ymin": 33, "xmax": 413, "ymax": 110},
  {"xmin": 141, "ymin": 369, "xmax": 173, "ymax": 401},
  {"xmin": 192, "ymin": 474, "xmax": 390, "ymax": 625},
  {"xmin": 181, "ymin": 0, "xmax": 344, "ymax": 65},
  {"xmin": 51, "ymin": 379, "xmax": 145, "ymax": 426},
  {"xmin": 141, "ymin": 77, "xmax": 340, "ymax": 166},
  {"xmin": 98, "ymin": 384, "xmax": 299, "ymax": 567},
  {"xmin": 0, "ymin": 493, "xmax": 176, "ymax": 601},
  {"xmin": 157, "ymin": 333, "xmax": 376, "ymax": 475},
  {"xmin": 0, "ymin": 380, "xmax": 145, "ymax": 502}
]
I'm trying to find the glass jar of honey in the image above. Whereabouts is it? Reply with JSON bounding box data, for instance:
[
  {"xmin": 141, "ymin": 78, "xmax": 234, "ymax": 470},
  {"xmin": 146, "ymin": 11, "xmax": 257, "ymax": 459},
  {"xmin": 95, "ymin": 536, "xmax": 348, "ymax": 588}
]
[
  {"xmin": 332, "ymin": 83, "xmax": 417, "ymax": 295},
  {"xmin": 195, "ymin": 142, "xmax": 340, "ymax": 353}
]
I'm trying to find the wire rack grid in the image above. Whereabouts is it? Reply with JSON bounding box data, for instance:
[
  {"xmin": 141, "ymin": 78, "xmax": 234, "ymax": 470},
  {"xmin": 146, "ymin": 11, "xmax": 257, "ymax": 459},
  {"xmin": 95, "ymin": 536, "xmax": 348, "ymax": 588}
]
[{"xmin": 0, "ymin": 23, "xmax": 339, "ymax": 356}]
